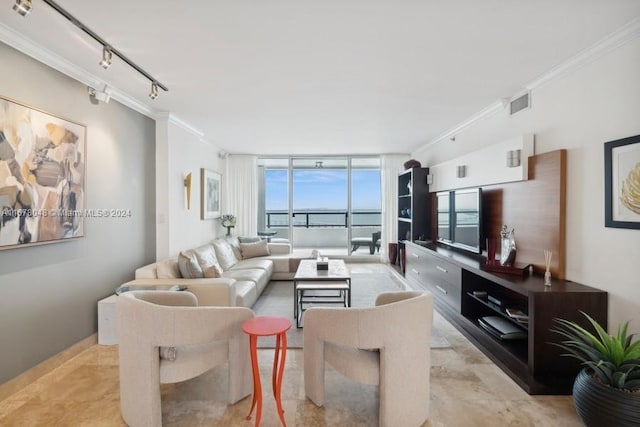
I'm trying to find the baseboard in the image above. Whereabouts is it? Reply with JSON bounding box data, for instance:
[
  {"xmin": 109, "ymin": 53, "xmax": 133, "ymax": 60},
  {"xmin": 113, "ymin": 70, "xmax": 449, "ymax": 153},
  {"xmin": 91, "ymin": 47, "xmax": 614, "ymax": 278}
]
[{"xmin": 0, "ymin": 333, "xmax": 97, "ymax": 401}]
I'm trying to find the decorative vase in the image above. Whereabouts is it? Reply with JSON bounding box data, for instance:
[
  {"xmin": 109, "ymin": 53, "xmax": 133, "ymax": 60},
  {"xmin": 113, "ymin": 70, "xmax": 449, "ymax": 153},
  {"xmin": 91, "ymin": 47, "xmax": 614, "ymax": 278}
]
[
  {"xmin": 225, "ymin": 226, "xmax": 234, "ymax": 237},
  {"xmin": 573, "ymin": 368, "xmax": 640, "ymax": 427},
  {"xmin": 388, "ymin": 243, "xmax": 398, "ymax": 265},
  {"xmin": 403, "ymin": 159, "xmax": 421, "ymax": 169}
]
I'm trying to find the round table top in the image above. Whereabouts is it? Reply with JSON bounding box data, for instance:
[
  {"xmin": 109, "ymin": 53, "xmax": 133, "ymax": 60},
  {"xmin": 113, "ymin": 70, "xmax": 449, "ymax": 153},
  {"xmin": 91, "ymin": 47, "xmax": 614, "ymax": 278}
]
[
  {"xmin": 242, "ymin": 316, "xmax": 291, "ymax": 336},
  {"xmin": 257, "ymin": 230, "xmax": 277, "ymax": 237}
]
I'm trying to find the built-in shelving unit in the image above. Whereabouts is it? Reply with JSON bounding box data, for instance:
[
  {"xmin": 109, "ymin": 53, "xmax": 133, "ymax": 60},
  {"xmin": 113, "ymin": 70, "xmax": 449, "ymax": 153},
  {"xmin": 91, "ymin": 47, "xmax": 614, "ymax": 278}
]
[
  {"xmin": 397, "ymin": 167, "xmax": 430, "ymax": 242},
  {"xmin": 405, "ymin": 240, "xmax": 608, "ymax": 395},
  {"xmin": 396, "ymin": 167, "xmax": 430, "ymax": 270}
]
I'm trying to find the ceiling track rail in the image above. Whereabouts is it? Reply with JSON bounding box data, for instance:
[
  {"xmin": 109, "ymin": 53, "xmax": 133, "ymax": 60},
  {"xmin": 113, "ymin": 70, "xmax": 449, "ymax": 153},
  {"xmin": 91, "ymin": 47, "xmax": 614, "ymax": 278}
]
[{"xmin": 41, "ymin": 0, "xmax": 168, "ymax": 92}]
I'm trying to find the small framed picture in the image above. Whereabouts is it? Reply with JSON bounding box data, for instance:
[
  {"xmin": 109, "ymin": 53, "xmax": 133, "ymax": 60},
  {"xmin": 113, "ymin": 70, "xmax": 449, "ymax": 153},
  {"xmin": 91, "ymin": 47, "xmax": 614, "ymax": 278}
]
[
  {"xmin": 604, "ymin": 134, "xmax": 640, "ymax": 229},
  {"xmin": 200, "ymin": 168, "xmax": 221, "ymax": 220}
]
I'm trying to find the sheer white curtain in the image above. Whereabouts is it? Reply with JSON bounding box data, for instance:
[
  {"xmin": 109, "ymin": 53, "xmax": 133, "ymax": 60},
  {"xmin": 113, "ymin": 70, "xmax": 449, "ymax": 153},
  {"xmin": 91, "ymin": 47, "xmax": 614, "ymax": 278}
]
[
  {"xmin": 225, "ymin": 155, "xmax": 258, "ymax": 236},
  {"xmin": 380, "ymin": 154, "xmax": 410, "ymax": 263}
]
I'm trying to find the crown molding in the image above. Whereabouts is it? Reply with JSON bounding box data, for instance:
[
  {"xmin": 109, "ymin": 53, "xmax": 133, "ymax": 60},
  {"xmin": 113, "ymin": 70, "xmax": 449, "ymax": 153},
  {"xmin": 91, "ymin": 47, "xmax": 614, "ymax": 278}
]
[
  {"xmin": 166, "ymin": 114, "xmax": 205, "ymax": 138},
  {"xmin": 414, "ymin": 100, "xmax": 504, "ymax": 154},
  {"xmin": 0, "ymin": 22, "xmax": 156, "ymax": 118},
  {"xmin": 418, "ymin": 17, "xmax": 640, "ymax": 151},
  {"xmin": 526, "ymin": 17, "xmax": 640, "ymax": 91}
]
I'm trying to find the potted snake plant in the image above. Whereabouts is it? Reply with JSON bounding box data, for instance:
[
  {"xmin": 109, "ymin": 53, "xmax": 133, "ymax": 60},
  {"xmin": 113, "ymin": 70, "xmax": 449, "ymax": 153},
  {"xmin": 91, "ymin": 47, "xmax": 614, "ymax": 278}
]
[{"xmin": 552, "ymin": 312, "xmax": 640, "ymax": 427}]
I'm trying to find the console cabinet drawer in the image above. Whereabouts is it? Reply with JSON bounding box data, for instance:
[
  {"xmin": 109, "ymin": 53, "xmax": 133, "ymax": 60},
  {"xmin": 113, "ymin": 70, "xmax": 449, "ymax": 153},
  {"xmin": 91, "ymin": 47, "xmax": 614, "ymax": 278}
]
[
  {"xmin": 422, "ymin": 255, "xmax": 461, "ymax": 288},
  {"xmin": 405, "ymin": 245, "xmax": 461, "ymax": 311},
  {"xmin": 423, "ymin": 277, "xmax": 461, "ymax": 311}
]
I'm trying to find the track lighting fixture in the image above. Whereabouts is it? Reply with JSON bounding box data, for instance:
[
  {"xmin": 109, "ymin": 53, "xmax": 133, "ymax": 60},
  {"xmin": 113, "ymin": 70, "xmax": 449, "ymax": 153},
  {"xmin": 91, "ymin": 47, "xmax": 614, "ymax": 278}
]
[
  {"xmin": 99, "ymin": 46, "xmax": 112, "ymax": 69},
  {"xmin": 88, "ymin": 85, "xmax": 111, "ymax": 104},
  {"xmin": 149, "ymin": 83, "xmax": 159, "ymax": 100},
  {"xmin": 13, "ymin": 0, "xmax": 168, "ymax": 100},
  {"xmin": 12, "ymin": 0, "xmax": 32, "ymax": 16}
]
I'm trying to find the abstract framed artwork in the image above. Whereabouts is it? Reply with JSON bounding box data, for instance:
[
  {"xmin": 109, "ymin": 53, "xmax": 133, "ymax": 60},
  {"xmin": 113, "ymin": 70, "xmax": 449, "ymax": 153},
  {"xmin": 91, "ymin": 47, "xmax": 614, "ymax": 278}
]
[
  {"xmin": 201, "ymin": 168, "xmax": 221, "ymax": 220},
  {"xmin": 604, "ymin": 134, "xmax": 640, "ymax": 229},
  {"xmin": 0, "ymin": 95, "xmax": 86, "ymax": 249}
]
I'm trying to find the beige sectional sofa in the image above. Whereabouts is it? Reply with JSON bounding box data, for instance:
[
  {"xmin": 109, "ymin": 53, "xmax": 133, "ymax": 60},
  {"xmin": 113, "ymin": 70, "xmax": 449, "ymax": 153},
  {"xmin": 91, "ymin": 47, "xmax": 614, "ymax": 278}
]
[{"xmin": 121, "ymin": 237, "xmax": 302, "ymax": 308}]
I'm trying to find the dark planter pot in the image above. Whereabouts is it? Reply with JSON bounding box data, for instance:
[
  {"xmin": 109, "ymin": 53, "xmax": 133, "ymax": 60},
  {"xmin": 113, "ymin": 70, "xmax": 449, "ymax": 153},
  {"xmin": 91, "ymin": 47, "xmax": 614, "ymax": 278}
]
[{"xmin": 573, "ymin": 368, "xmax": 640, "ymax": 427}]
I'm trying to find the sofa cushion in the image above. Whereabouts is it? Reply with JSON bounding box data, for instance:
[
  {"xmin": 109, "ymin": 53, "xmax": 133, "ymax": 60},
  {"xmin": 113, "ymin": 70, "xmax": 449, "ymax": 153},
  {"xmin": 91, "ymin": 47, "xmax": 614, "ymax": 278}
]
[
  {"xmin": 212, "ymin": 239, "xmax": 240, "ymax": 271},
  {"xmin": 192, "ymin": 244, "xmax": 223, "ymax": 278},
  {"xmin": 240, "ymin": 240, "xmax": 271, "ymax": 259},
  {"xmin": 157, "ymin": 259, "xmax": 181, "ymax": 279},
  {"xmin": 234, "ymin": 280, "xmax": 259, "ymax": 307},
  {"xmin": 178, "ymin": 251, "xmax": 204, "ymax": 278},
  {"xmin": 229, "ymin": 259, "xmax": 274, "ymax": 276},
  {"xmin": 222, "ymin": 269, "xmax": 270, "ymax": 294}
]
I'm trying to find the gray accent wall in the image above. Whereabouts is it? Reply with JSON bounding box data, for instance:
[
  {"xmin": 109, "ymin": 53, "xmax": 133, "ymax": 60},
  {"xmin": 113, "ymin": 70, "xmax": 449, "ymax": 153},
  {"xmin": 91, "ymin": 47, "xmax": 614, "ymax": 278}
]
[{"xmin": 0, "ymin": 42, "xmax": 156, "ymax": 384}]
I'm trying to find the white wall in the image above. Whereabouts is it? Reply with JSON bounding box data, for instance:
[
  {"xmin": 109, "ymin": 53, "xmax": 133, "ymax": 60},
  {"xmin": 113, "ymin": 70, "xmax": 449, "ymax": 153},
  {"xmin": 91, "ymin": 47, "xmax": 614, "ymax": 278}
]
[
  {"xmin": 155, "ymin": 118, "xmax": 226, "ymax": 258},
  {"xmin": 414, "ymin": 38, "xmax": 640, "ymax": 330},
  {"xmin": 0, "ymin": 42, "xmax": 156, "ymax": 384}
]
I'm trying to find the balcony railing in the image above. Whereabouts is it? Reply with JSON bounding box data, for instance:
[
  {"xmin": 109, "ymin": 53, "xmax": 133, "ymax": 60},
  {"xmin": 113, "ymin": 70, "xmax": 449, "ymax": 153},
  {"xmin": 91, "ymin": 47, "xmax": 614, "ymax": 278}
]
[{"xmin": 265, "ymin": 210, "xmax": 381, "ymax": 228}]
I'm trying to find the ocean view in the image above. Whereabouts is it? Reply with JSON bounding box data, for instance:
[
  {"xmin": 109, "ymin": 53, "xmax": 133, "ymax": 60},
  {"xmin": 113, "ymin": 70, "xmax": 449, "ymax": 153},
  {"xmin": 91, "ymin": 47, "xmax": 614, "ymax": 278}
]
[{"xmin": 265, "ymin": 210, "xmax": 381, "ymax": 228}]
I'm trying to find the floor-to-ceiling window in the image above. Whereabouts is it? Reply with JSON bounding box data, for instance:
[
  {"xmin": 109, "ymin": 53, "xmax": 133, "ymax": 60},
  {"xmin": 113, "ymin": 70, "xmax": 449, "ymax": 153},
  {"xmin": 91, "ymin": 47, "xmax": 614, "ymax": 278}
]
[{"xmin": 258, "ymin": 156, "xmax": 381, "ymax": 256}]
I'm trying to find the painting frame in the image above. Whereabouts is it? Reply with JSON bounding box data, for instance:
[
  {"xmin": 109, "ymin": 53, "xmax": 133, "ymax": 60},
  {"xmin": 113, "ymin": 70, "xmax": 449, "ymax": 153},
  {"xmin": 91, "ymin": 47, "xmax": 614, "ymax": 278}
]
[
  {"xmin": 200, "ymin": 168, "xmax": 221, "ymax": 220},
  {"xmin": 604, "ymin": 134, "xmax": 640, "ymax": 229},
  {"xmin": 0, "ymin": 94, "xmax": 87, "ymax": 250}
]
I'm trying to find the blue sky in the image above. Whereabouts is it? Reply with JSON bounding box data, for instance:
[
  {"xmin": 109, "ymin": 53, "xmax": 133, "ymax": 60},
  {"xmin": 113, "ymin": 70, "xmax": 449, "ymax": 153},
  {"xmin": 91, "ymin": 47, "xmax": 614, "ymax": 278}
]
[{"xmin": 265, "ymin": 169, "xmax": 381, "ymax": 210}]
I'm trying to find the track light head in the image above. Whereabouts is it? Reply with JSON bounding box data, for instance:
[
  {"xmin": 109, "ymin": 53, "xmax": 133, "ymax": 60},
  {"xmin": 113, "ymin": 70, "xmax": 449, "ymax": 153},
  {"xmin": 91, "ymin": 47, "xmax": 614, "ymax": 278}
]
[
  {"xmin": 149, "ymin": 82, "xmax": 159, "ymax": 100},
  {"xmin": 88, "ymin": 85, "xmax": 111, "ymax": 104},
  {"xmin": 99, "ymin": 46, "xmax": 112, "ymax": 69},
  {"xmin": 13, "ymin": 0, "xmax": 32, "ymax": 16}
]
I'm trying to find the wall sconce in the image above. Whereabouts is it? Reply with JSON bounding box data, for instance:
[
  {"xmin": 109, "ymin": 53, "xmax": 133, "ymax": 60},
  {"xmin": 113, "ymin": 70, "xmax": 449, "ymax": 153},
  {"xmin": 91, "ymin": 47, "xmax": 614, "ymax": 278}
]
[
  {"xmin": 457, "ymin": 165, "xmax": 467, "ymax": 178},
  {"xmin": 506, "ymin": 149, "xmax": 522, "ymax": 168},
  {"xmin": 184, "ymin": 172, "xmax": 192, "ymax": 210}
]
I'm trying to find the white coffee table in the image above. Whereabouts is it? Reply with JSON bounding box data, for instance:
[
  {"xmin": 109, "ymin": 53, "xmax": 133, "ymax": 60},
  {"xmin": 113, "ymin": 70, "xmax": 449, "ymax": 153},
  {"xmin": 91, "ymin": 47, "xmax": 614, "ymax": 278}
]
[{"xmin": 293, "ymin": 259, "xmax": 351, "ymax": 328}]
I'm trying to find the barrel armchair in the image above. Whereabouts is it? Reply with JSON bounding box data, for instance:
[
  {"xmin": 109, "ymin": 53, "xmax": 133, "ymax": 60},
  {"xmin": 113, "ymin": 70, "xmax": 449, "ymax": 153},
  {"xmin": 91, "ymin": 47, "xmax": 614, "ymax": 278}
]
[
  {"xmin": 117, "ymin": 290, "xmax": 254, "ymax": 427},
  {"xmin": 303, "ymin": 290, "xmax": 433, "ymax": 427}
]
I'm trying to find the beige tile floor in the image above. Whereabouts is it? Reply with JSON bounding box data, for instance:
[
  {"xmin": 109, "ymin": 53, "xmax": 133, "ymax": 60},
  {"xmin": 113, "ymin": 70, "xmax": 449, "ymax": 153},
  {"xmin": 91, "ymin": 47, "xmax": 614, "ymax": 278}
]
[{"xmin": 0, "ymin": 266, "xmax": 582, "ymax": 426}]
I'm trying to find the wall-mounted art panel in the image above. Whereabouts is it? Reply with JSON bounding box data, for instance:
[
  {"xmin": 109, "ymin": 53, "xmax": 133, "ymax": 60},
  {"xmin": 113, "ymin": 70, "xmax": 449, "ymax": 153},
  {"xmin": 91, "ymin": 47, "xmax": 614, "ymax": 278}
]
[
  {"xmin": 604, "ymin": 134, "xmax": 640, "ymax": 229},
  {"xmin": 0, "ymin": 96, "xmax": 86, "ymax": 249},
  {"xmin": 200, "ymin": 168, "xmax": 221, "ymax": 220}
]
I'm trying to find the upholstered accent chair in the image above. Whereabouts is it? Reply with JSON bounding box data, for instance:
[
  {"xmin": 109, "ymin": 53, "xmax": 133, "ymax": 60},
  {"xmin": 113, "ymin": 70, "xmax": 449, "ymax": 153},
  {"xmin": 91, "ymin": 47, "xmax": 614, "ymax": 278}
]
[
  {"xmin": 303, "ymin": 291, "xmax": 433, "ymax": 427},
  {"xmin": 117, "ymin": 290, "xmax": 254, "ymax": 427}
]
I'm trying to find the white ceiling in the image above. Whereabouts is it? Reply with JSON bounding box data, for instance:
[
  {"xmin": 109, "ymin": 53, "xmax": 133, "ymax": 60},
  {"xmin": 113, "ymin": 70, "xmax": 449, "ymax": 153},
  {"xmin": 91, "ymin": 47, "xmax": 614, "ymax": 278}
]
[{"xmin": 1, "ymin": 1, "xmax": 639, "ymax": 155}]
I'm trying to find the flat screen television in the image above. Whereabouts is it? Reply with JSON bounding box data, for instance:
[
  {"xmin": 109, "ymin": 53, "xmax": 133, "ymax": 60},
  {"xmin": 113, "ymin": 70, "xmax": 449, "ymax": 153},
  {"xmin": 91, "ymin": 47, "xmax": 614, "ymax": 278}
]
[{"xmin": 437, "ymin": 187, "xmax": 482, "ymax": 254}]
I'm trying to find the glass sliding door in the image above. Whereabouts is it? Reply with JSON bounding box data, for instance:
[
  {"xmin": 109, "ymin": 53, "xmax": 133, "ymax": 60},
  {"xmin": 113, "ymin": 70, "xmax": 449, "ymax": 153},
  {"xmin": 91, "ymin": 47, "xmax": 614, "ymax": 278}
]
[
  {"xmin": 350, "ymin": 158, "xmax": 382, "ymax": 256},
  {"xmin": 291, "ymin": 158, "xmax": 349, "ymax": 255},
  {"xmin": 258, "ymin": 156, "xmax": 382, "ymax": 257},
  {"xmin": 258, "ymin": 158, "xmax": 290, "ymax": 241}
]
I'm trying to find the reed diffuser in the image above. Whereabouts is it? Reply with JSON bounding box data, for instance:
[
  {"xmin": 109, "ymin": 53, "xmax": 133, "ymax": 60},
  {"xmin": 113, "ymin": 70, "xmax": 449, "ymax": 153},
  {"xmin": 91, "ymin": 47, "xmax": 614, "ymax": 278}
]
[{"xmin": 544, "ymin": 250, "xmax": 552, "ymax": 287}]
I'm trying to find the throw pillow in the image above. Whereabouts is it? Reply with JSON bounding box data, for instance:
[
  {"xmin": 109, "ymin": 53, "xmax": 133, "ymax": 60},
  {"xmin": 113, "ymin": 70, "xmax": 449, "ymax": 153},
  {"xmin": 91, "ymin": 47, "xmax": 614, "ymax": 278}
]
[
  {"xmin": 239, "ymin": 236, "xmax": 261, "ymax": 244},
  {"xmin": 203, "ymin": 263, "xmax": 223, "ymax": 278},
  {"xmin": 157, "ymin": 258, "xmax": 181, "ymax": 279},
  {"xmin": 178, "ymin": 251, "xmax": 204, "ymax": 279},
  {"xmin": 212, "ymin": 239, "xmax": 240, "ymax": 270},
  {"xmin": 240, "ymin": 239, "xmax": 271, "ymax": 259}
]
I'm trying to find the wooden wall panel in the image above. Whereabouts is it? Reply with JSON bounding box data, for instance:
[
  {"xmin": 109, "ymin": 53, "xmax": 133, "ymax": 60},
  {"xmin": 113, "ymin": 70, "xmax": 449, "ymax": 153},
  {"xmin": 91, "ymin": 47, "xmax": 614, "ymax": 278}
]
[
  {"xmin": 483, "ymin": 150, "xmax": 566, "ymax": 279},
  {"xmin": 430, "ymin": 150, "xmax": 567, "ymax": 279}
]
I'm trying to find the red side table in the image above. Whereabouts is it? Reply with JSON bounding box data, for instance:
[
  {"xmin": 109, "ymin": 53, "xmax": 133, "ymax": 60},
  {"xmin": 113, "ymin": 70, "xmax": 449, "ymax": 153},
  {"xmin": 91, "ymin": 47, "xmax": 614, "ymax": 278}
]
[{"xmin": 242, "ymin": 316, "xmax": 291, "ymax": 427}]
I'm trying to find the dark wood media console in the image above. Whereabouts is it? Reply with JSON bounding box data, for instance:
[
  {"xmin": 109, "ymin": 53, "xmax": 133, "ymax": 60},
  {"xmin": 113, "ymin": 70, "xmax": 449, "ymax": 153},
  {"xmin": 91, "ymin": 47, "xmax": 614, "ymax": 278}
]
[{"xmin": 404, "ymin": 240, "xmax": 608, "ymax": 395}]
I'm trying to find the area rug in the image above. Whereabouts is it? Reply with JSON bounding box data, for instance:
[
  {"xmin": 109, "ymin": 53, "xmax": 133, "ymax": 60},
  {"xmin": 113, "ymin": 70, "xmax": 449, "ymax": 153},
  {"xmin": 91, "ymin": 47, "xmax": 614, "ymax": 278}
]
[{"xmin": 253, "ymin": 270, "xmax": 450, "ymax": 349}]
